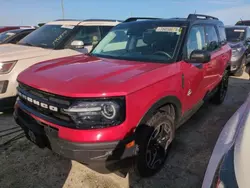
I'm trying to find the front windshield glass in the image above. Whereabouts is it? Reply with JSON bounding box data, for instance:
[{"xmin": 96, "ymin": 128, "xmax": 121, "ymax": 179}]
[
  {"xmin": 91, "ymin": 22, "xmax": 183, "ymax": 63},
  {"xmin": 18, "ymin": 24, "xmax": 75, "ymax": 49},
  {"xmin": 225, "ymin": 28, "xmax": 246, "ymax": 42},
  {"xmin": 0, "ymin": 31, "xmax": 17, "ymax": 43}
]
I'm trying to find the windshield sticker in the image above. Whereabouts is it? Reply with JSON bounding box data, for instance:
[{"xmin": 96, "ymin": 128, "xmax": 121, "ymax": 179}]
[
  {"xmin": 52, "ymin": 30, "xmax": 69, "ymax": 47},
  {"xmin": 156, "ymin": 27, "xmax": 182, "ymax": 34},
  {"xmin": 61, "ymin": 25, "xmax": 75, "ymax": 29},
  {"xmin": 234, "ymin": 29, "xmax": 245, "ymax": 32}
]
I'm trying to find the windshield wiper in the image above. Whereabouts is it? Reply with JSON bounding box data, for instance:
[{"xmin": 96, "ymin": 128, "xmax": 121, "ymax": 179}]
[{"xmin": 18, "ymin": 42, "xmax": 35, "ymax": 47}]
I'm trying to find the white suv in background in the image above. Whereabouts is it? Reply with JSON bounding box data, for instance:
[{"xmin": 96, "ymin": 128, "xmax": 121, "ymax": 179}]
[{"xmin": 0, "ymin": 19, "xmax": 120, "ymax": 111}]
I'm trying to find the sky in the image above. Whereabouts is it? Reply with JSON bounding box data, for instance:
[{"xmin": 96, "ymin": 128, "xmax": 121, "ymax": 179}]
[{"xmin": 0, "ymin": 0, "xmax": 250, "ymax": 26}]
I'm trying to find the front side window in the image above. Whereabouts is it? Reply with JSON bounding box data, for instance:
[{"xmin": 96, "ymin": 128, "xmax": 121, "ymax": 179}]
[
  {"xmin": 186, "ymin": 25, "xmax": 206, "ymax": 58},
  {"xmin": 205, "ymin": 26, "xmax": 219, "ymax": 51},
  {"xmin": 65, "ymin": 26, "xmax": 101, "ymax": 47},
  {"xmin": 91, "ymin": 22, "xmax": 183, "ymax": 63},
  {"xmin": 18, "ymin": 25, "xmax": 75, "ymax": 49},
  {"xmin": 225, "ymin": 27, "xmax": 246, "ymax": 42}
]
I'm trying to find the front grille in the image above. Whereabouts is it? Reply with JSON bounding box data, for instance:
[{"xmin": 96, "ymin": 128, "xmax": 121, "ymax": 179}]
[{"xmin": 18, "ymin": 83, "xmax": 73, "ymax": 124}]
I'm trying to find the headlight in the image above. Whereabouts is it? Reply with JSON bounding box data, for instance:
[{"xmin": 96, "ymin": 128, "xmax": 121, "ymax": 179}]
[
  {"xmin": 63, "ymin": 98, "xmax": 125, "ymax": 128},
  {"xmin": 232, "ymin": 47, "xmax": 242, "ymax": 54},
  {"xmin": 0, "ymin": 60, "xmax": 17, "ymax": 74}
]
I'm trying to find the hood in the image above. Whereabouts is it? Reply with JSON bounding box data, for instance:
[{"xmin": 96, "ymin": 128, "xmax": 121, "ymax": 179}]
[
  {"xmin": 0, "ymin": 44, "xmax": 52, "ymax": 62},
  {"xmin": 227, "ymin": 41, "xmax": 244, "ymax": 49},
  {"xmin": 18, "ymin": 55, "xmax": 168, "ymax": 97}
]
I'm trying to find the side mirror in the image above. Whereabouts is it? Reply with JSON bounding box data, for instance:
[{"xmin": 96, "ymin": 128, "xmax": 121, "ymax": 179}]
[
  {"xmin": 71, "ymin": 40, "xmax": 84, "ymax": 49},
  {"xmin": 190, "ymin": 50, "xmax": 211, "ymax": 63}
]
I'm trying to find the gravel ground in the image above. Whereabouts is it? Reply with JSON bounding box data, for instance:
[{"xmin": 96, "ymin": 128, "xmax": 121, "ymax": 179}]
[{"xmin": 0, "ymin": 71, "xmax": 250, "ymax": 188}]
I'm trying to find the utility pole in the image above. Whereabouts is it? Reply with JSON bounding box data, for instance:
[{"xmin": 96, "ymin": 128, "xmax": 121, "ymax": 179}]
[{"xmin": 61, "ymin": 0, "xmax": 65, "ymax": 19}]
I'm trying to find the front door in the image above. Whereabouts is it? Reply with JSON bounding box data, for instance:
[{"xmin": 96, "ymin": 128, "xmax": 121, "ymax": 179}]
[{"xmin": 183, "ymin": 25, "xmax": 208, "ymax": 110}]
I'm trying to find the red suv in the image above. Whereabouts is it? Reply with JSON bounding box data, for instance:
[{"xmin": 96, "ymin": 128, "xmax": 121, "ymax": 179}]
[{"xmin": 15, "ymin": 14, "xmax": 231, "ymax": 177}]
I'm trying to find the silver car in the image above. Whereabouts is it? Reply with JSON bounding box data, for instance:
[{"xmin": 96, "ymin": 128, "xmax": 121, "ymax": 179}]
[{"xmin": 202, "ymin": 93, "xmax": 250, "ymax": 187}]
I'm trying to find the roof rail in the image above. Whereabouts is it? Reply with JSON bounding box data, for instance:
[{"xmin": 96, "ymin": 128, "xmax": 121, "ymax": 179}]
[
  {"xmin": 124, "ymin": 17, "xmax": 160, "ymax": 22},
  {"xmin": 54, "ymin": 19, "xmax": 122, "ymax": 22},
  {"xmin": 83, "ymin": 19, "xmax": 123, "ymax": 22},
  {"xmin": 188, "ymin": 14, "xmax": 218, "ymax": 20}
]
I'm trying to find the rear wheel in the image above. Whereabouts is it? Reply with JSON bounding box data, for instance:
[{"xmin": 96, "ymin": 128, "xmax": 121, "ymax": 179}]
[
  {"xmin": 134, "ymin": 105, "xmax": 175, "ymax": 177},
  {"xmin": 211, "ymin": 70, "xmax": 229, "ymax": 105}
]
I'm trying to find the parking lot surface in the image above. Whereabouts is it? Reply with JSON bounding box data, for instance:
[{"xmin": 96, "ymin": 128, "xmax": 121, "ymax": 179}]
[{"xmin": 1, "ymin": 73, "xmax": 250, "ymax": 188}]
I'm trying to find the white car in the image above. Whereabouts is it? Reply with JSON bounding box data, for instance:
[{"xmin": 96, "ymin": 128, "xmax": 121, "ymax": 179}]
[
  {"xmin": 202, "ymin": 93, "xmax": 250, "ymax": 188},
  {"xmin": 0, "ymin": 19, "xmax": 120, "ymax": 111}
]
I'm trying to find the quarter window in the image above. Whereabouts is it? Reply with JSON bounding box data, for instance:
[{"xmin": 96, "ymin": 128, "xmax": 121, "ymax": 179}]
[
  {"xmin": 100, "ymin": 26, "xmax": 113, "ymax": 37},
  {"xmin": 186, "ymin": 25, "xmax": 206, "ymax": 58},
  {"xmin": 205, "ymin": 26, "xmax": 219, "ymax": 51}
]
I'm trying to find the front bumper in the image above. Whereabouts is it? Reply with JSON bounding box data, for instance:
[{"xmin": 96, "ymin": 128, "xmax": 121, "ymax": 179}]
[
  {"xmin": 14, "ymin": 105, "xmax": 136, "ymax": 170},
  {"xmin": 0, "ymin": 96, "xmax": 17, "ymax": 111},
  {"xmin": 230, "ymin": 55, "xmax": 244, "ymax": 73}
]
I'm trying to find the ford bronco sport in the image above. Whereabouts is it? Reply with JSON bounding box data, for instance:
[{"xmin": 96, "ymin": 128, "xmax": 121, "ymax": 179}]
[
  {"xmin": 15, "ymin": 14, "xmax": 231, "ymax": 177},
  {"xmin": 0, "ymin": 19, "xmax": 120, "ymax": 111}
]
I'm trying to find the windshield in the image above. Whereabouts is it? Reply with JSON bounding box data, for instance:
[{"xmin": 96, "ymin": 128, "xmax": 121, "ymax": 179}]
[
  {"xmin": 236, "ymin": 21, "xmax": 250, "ymax": 26},
  {"xmin": 225, "ymin": 28, "xmax": 246, "ymax": 42},
  {"xmin": 18, "ymin": 24, "xmax": 75, "ymax": 49},
  {"xmin": 0, "ymin": 31, "xmax": 17, "ymax": 43},
  {"xmin": 91, "ymin": 22, "xmax": 183, "ymax": 63}
]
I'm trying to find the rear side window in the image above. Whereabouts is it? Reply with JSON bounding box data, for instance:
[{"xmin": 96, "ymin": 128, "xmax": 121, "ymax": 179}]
[
  {"xmin": 100, "ymin": 26, "xmax": 113, "ymax": 37},
  {"xmin": 186, "ymin": 25, "xmax": 206, "ymax": 58},
  {"xmin": 246, "ymin": 27, "xmax": 250, "ymax": 39},
  {"xmin": 217, "ymin": 26, "xmax": 227, "ymax": 45},
  {"xmin": 205, "ymin": 26, "xmax": 219, "ymax": 51}
]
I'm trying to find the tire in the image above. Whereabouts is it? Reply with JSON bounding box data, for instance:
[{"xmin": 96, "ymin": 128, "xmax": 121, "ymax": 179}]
[
  {"xmin": 134, "ymin": 105, "xmax": 175, "ymax": 177},
  {"xmin": 233, "ymin": 56, "xmax": 246, "ymax": 77},
  {"xmin": 211, "ymin": 70, "xmax": 229, "ymax": 105}
]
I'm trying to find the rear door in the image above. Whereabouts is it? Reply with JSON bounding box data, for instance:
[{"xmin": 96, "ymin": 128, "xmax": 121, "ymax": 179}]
[{"xmin": 203, "ymin": 25, "xmax": 221, "ymax": 90}]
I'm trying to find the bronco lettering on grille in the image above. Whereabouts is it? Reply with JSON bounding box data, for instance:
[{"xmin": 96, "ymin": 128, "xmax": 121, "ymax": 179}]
[{"xmin": 18, "ymin": 91, "xmax": 58, "ymax": 112}]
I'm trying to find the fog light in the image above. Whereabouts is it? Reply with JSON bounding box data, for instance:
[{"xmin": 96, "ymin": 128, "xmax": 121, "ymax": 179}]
[
  {"xmin": 0, "ymin": 81, "xmax": 8, "ymax": 93},
  {"xmin": 231, "ymin": 65, "xmax": 237, "ymax": 71}
]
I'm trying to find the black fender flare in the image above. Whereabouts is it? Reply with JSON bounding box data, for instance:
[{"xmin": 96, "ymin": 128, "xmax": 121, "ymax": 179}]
[{"xmin": 136, "ymin": 95, "xmax": 182, "ymax": 127}]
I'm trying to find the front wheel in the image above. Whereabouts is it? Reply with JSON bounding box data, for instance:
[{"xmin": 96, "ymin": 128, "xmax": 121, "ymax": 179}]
[
  {"xmin": 134, "ymin": 106, "xmax": 175, "ymax": 177},
  {"xmin": 211, "ymin": 70, "xmax": 229, "ymax": 105}
]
